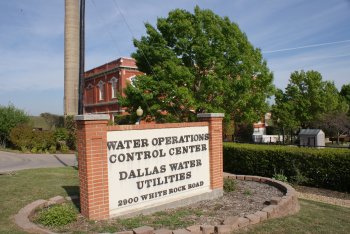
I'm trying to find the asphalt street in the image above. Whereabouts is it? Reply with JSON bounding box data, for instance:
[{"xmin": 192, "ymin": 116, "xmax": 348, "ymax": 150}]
[{"xmin": 0, "ymin": 151, "xmax": 77, "ymax": 173}]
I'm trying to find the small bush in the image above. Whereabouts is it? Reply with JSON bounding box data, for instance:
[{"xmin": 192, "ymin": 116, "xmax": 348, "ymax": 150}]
[
  {"xmin": 54, "ymin": 128, "xmax": 68, "ymax": 142},
  {"xmin": 64, "ymin": 116, "xmax": 77, "ymax": 150},
  {"xmin": 9, "ymin": 124, "xmax": 33, "ymax": 150},
  {"xmin": 36, "ymin": 203, "xmax": 77, "ymax": 227},
  {"xmin": 272, "ymin": 170, "xmax": 288, "ymax": 183},
  {"xmin": 243, "ymin": 189, "xmax": 252, "ymax": 196},
  {"xmin": 223, "ymin": 178, "xmax": 236, "ymax": 192},
  {"xmin": 10, "ymin": 125, "xmax": 56, "ymax": 153},
  {"xmin": 0, "ymin": 104, "xmax": 29, "ymax": 147},
  {"xmin": 49, "ymin": 145, "xmax": 57, "ymax": 154},
  {"xmin": 59, "ymin": 143, "xmax": 69, "ymax": 153},
  {"xmin": 290, "ymin": 167, "xmax": 309, "ymax": 185}
]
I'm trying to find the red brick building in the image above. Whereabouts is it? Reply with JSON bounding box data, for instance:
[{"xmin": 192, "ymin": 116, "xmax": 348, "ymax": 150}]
[{"xmin": 83, "ymin": 57, "xmax": 142, "ymax": 119}]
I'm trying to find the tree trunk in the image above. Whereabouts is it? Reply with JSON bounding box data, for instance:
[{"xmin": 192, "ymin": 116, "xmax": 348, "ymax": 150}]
[{"xmin": 337, "ymin": 130, "xmax": 340, "ymax": 144}]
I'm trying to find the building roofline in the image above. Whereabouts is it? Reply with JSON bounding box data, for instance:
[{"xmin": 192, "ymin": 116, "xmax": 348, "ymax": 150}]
[
  {"xmin": 84, "ymin": 57, "xmax": 137, "ymax": 74},
  {"xmin": 84, "ymin": 57, "xmax": 140, "ymax": 79},
  {"xmin": 84, "ymin": 66, "xmax": 139, "ymax": 80},
  {"xmin": 120, "ymin": 56, "xmax": 134, "ymax": 60}
]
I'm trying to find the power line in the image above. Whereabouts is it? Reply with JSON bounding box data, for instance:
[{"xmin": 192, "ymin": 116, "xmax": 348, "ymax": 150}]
[
  {"xmin": 89, "ymin": 0, "xmax": 156, "ymax": 119},
  {"xmin": 89, "ymin": 0, "xmax": 122, "ymax": 57},
  {"xmin": 263, "ymin": 39, "xmax": 350, "ymax": 54},
  {"xmin": 111, "ymin": 0, "xmax": 182, "ymax": 120}
]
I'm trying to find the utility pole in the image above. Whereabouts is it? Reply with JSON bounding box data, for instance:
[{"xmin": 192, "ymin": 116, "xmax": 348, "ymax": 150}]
[{"xmin": 78, "ymin": 0, "xmax": 85, "ymax": 115}]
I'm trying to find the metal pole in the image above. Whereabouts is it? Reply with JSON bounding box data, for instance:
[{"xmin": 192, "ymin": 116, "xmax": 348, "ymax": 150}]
[{"xmin": 78, "ymin": 0, "xmax": 85, "ymax": 115}]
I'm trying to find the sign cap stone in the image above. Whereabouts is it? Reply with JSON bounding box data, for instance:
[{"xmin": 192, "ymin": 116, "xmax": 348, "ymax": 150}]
[
  {"xmin": 74, "ymin": 114, "xmax": 110, "ymax": 121},
  {"xmin": 197, "ymin": 113, "xmax": 225, "ymax": 118}
]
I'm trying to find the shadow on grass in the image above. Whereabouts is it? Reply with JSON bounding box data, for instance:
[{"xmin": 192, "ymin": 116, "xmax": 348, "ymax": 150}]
[{"xmin": 62, "ymin": 186, "xmax": 80, "ymax": 210}]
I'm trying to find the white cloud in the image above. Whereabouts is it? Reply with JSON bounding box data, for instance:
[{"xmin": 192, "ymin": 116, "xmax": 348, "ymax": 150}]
[{"xmin": 266, "ymin": 41, "xmax": 350, "ymax": 89}]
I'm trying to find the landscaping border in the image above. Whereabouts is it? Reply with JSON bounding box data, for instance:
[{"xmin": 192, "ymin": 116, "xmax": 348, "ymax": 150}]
[
  {"xmin": 13, "ymin": 174, "xmax": 299, "ymax": 234},
  {"xmin": 13, "ymin": 195, "xmax": 74, "ymax": 234}
]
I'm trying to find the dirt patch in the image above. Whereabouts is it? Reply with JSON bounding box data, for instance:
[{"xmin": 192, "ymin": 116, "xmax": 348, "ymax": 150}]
[
  {"xmin": 295, "ymin": 185, "xmax": 350, "ymax": 200},
  {"xmin": 295, "ymin": 185, "xmax": 350, "ymax": 208}
]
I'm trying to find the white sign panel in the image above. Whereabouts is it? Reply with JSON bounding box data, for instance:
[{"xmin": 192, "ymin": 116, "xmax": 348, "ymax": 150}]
[{"xmin": 107, "ymin": 126, "xmax": 210, "ymax": 216}]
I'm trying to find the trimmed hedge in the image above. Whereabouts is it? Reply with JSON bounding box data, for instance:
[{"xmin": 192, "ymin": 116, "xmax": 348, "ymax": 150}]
[{"xmin": 223, "ymin": 143, "xmax": 350, "ymax": 192}]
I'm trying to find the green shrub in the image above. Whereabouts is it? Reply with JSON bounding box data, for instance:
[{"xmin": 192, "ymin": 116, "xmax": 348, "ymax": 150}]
[
  {"xmin": 223, "ymin": 143, "xmax": 350, "ymax": 192},
  {"xmin": 64, "ymin": 116, "xmax": 77, "ymax": 150},
  {"xmin": 243, "ymin": 189, "xmax": 252, "ymax": 196},
  {"xmin": 59, "ymin": 143, "xmax": 69, "ymax": 153},
  {"xmin": 31, "ymin": 147, "xmax": 38, "ymax": 153},
  {"xmin": 54, "ymin": 128, "xmax": 71, "ymax": 153},
  {"xmin": 223, "ymin": 178, "xmax": 236, "ymax": 192},
  {"xmin": 0, "ymin": 104, "xmax": 29, "ymax": 147},
  {"xmin": 9, "ymin": 124, "xmax": 33, "ymax": 150},
  {"xmin": 31, "ymin": 130, "xmax": 55, "ymax": 152},
  {"xmin": 9, "ymin": 125, "xmax": 56, "ymax": 153},
  {"xmin": 272, "ymin": 170, "xmax": 288, "ymax": 183},
  {"xmin": 290, "ymin": 167, "xmax": 309, "ymax": 185},
  {"xmin": 36, "ymin": 203, "xmax": 77, "ymax": 227},
  {"xmin": 49, "ymin": 145, "xmax": 57, "ymax": 154},
  {"xmin": 54, "ymin": 128, "xmax": 68, "ymax": 142}
]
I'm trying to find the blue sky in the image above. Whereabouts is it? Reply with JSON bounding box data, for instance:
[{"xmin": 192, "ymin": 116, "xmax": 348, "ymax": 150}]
[{"xmin": 0, "ymin": 0, "xmax": 349, "ymax": 115}]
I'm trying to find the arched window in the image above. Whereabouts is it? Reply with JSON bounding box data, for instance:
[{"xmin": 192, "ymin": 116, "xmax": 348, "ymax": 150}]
[
  {"xmin": 109, "ymin": 77, "xmax": 118, "ymax": 99},
  {"xmin": 97, "ymin": 80, "xmax": 105, "ymax": 101}
]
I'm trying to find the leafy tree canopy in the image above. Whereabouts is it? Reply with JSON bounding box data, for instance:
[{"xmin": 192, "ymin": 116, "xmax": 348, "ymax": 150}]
[
  {"xmin": 0, "ymin": 104, "xmax": 29, "ymax": 147},
  {"xmin": 272, "ymin": 70, "xmax": 348, "ymax": 129},
  {"xmin": 120, "ymin": 6, "xmax": 274, "ymax": 124},
  {"xmin": 311, "ymin": 111, "xmax": 350, "ymax": 141},
  {"xmin": 40, "ymin": 112, "xmax": 64, "ymax": 130},
  {"xmin": 340, "ymin": 83, "xmax": 350, "ymax": 115}
]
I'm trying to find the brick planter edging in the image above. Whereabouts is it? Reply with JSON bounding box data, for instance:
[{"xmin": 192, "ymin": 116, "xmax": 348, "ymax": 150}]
[
  {"xmin": 14, "ymin": 174, "xmax": 299, "ymax": 234},
  {"xmin": 225, "ymin": 174, "xmax": 300, "ymax": 219},
  {"xmin": 13, "ymin": 195, "xmax": 78, "ymax": 234}
]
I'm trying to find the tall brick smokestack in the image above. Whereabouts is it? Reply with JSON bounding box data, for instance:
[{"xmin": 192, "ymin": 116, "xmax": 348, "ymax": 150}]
[{"xmin": 64, "ymin": 0, "xmax": 80, "ymax": 116}]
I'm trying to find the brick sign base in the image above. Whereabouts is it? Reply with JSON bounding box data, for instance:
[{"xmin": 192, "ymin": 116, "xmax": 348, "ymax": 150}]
[{"xmin": 75, "ymin": 113, "xmax": 224, "ymax": 220}]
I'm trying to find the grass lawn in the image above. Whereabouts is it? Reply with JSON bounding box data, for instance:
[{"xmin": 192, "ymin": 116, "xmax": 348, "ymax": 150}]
[
  {"xmin": 0, "ymin": 167, "xmax": 78, "ymax": 234},
  {"xmin": 237, "ymin": 199, "xmax": 350, "ymax": 234},
  {"xmin": 1, "ymin": 167, "xmax": 350, "ymax": 233}
]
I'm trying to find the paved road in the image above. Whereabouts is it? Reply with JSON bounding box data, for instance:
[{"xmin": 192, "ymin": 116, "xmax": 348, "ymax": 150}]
[{"xmin": 0, "ymin": 151, "xmax": 77, "ymax": 173}]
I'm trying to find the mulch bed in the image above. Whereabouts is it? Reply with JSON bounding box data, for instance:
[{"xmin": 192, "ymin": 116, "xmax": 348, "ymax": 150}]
[
  {"xmin": 37, "ymin": 179, "xmax": 284, "ymax": 232},
  {"xmin": 34, "ymin": 179, "xmax": 350, "ymax": 233},
  {"xmin": 186, "ymin": 180, "xmax": 283, "ymax": 225}
]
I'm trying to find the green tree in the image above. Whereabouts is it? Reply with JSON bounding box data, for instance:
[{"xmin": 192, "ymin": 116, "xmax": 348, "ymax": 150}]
[
  {"xmin": 313, "ymin": 111, "xmax": 350, "ymax": 144},
  {"xmin": 0, "ymin": 104, "xmax": 29, "ymax": 147},
  {"xmin": 272, "ymin": 70, "xmax": 348, "ymax": 129},
  {"xmin": 120, "ymin": 7, "xmax": 274, "ymax": 125},
  {"xmin": 340, "ymin": 83, "xmax": 350, "ymax": 115},
  {"xmin": 40, "ymin": 112, "xmax": 64, "ymax": 130},
  {"xmin": 272, "ymin": 89, "xmax": 299, "ymax": 130}
]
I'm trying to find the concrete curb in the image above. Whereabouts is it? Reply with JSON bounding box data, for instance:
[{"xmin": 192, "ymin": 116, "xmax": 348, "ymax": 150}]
[{"xmin": 13, "ymin": 174, "xmax": 299, "ymax": 234}]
